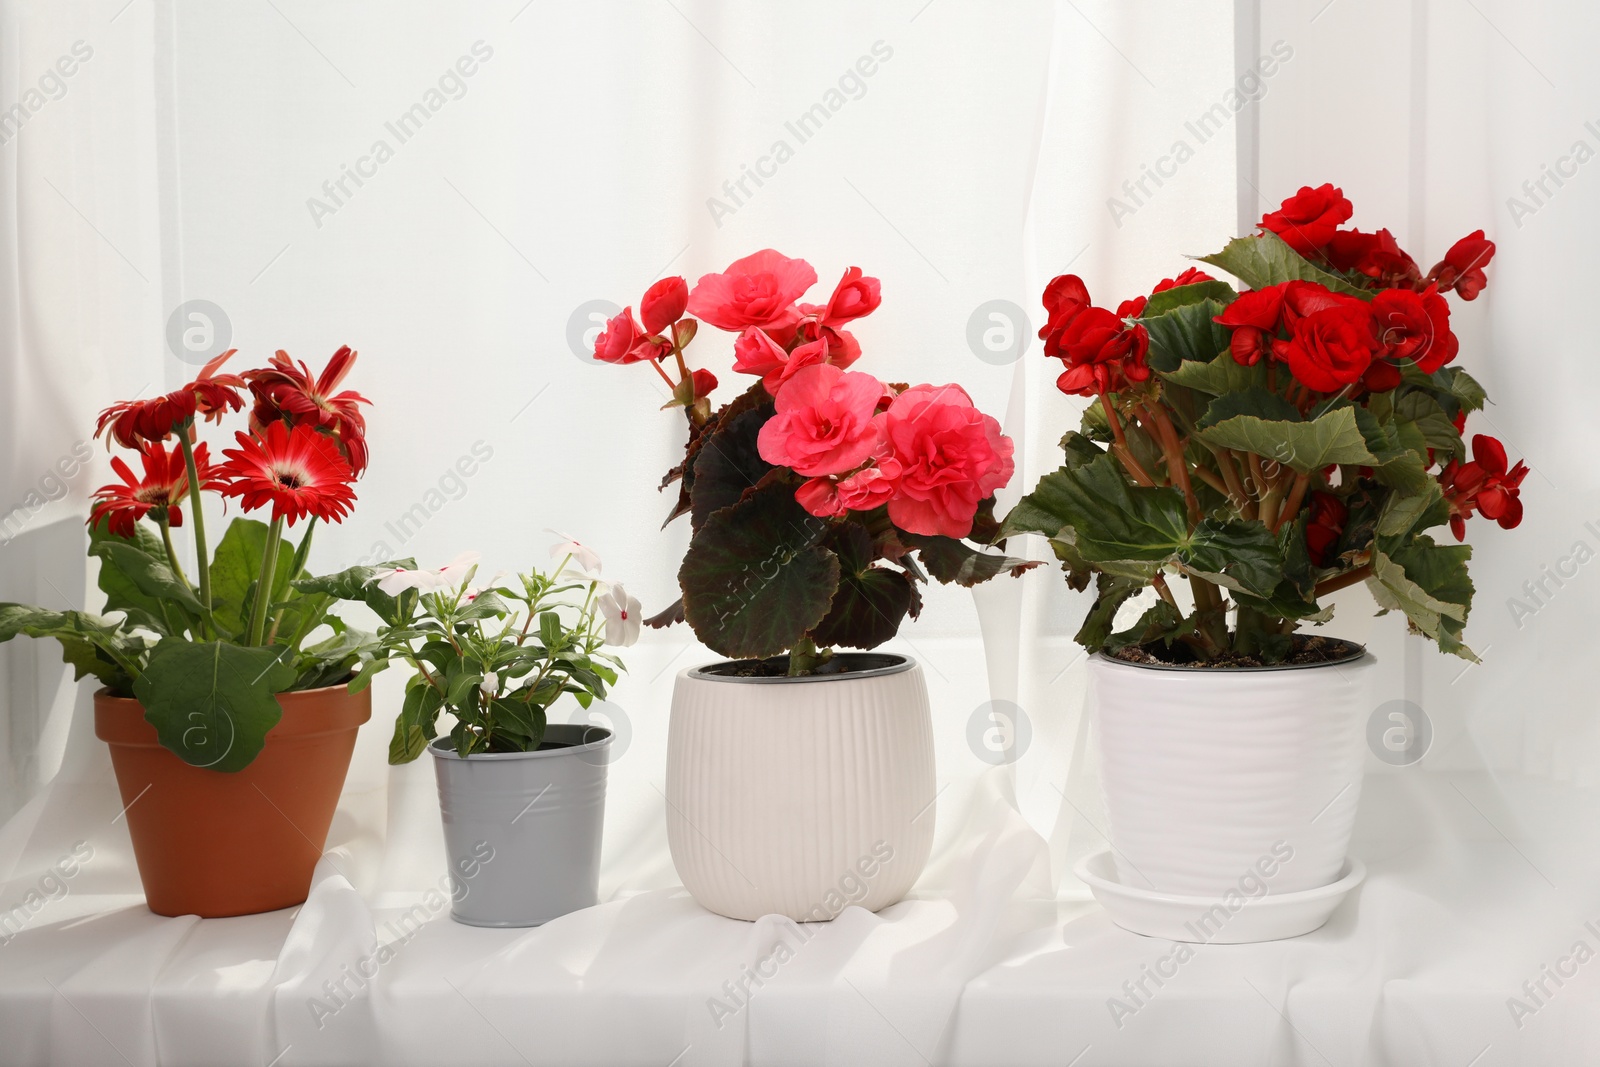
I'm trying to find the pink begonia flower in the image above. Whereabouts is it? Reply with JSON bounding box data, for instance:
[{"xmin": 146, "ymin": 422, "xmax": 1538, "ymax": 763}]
[
  {"xmin": 795, "ymin": 455, "xmax": 902, "ymax": 518},
  {"xmin": 686, "ymin": 249, "xmax": 817, "ymax": 332},
  {"xmin": 756, "ymin": 364, "xmax": 885, "ymax": 478},
  {"xmin": 639, "ymin": 276, "xmax": 688, "ymax": 335},
  {"xmin": 592, "ymin": 308, "xmax": 669, "ymax": 364},
  {"xmin": 733, "ymin": 330, "xmax": 836, "ymax": 395},
  {"xmin": 880, "ymin": 384, "xmax": 1015, "ymax": 538},
  {"xmin": 821, "ymin": 266, "xmax": 881, "ymax": 326}
]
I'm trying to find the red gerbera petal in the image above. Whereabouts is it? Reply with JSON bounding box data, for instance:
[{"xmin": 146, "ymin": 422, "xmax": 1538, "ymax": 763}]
[
  {"xmin": 88, "ymin": 442, "xmax": 216, "ymax": 537},
  {"xmin": 242, "ymin": 346, "xmax": 371, "ymax": 475},
  {"xmin": 94, "ymin": 352, "xmax": 245, "ymax": 449},
  {"xmin": 217, "ymin": 422, "xmax": 357, "ymax": 526}
]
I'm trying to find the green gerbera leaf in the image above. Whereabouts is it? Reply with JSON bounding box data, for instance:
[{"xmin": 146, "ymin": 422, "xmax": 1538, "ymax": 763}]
[{"xmin": 132, "ymin": 639, "xmax": 298, "ymax": 772}]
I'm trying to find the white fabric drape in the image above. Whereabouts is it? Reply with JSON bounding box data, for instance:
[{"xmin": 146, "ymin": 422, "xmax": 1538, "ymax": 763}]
[{"xmin": 2, "ymin": 1, "xmax": 1596, "ymax": 1064}]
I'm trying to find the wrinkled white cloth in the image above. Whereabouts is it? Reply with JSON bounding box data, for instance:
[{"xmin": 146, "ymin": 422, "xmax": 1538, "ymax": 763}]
[{"xmin": 4, "ymin": 773, "xmax": 1600, "ymax": 1066}]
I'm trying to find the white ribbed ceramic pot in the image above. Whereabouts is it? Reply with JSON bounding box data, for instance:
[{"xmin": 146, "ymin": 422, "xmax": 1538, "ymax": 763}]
[
  {"xmin": 1088, "ymin": 647, "xmax": 1375, "ymax": 897},
  {"xmin": 665, "ymin": 653, "xmax": 935, "ymax": 921}
]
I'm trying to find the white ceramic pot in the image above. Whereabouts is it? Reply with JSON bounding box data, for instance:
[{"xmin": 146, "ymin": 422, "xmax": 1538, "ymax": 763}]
[
  {"xmin": 1088, "ymin": 647, "xmax": 1375, "ymax": 898},
  {"xmin": 665, "ymin": 653, "xmax": 935, "ymax": 921}
]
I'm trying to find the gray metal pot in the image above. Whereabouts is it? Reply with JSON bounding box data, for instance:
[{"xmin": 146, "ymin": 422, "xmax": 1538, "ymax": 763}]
[{"xmin": 429, "ymin": 723, "xmax": 611, "ymax": 927}]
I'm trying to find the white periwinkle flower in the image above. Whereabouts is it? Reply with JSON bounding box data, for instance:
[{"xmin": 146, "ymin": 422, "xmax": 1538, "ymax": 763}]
[
  {"xmin": 597, "ymin": 583, "xmax": 642, "ymax": 647},
  {"xmin": 373, "ymin": 551, "xmax": 481, "ymax": 596},
  {"xmin": 546, "ymin": 529, "xmax": 602, "ymax": 577}
]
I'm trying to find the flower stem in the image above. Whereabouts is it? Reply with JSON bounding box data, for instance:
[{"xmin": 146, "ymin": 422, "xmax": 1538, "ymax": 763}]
[
  {"xmin": 176, "ymin": 426, "xmax": 213, "ymax": 636},
  {"xmin": 1101, "ymin": 394, "xmax": 1156, "ymax": 487},
  {"xmin": 156, "ymin": 513, "xmax": 194, "ymax": 594},
  {"xmin": 1211, "ymin": 448, "xmax": 1257, "ymax": 520},
  {"xmin": 248, "ymin": 515, "xmax": 285, "ymax": 646},
  {"xmin": 1273, "ymin": 472, "xmax": 1312, "ymax": 533},
  {"xmin": 1141, "ymin": 403, "xmax": 1200, "ymax": 527},
  {"xmin": 1313, "ymin": 562, "xmax": 1372, "ymax": 598}
]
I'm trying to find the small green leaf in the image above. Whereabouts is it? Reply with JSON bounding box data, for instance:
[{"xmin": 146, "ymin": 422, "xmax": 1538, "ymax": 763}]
[
  {"xmin": 1368, "ymin": 539, "xmax": 1475, "ymax": 660},
  {"xmin": 347, "ymin": 657, "xmax": 389, "ymax": 693},
  {"xmin": 132, "ymin": 639, "xmax": 297, "ymax": 771},
  {"xmin": 904, "ymin": 532, "xmax": 1038, "ymax": 587},
  {"xmin": 89, "ymin": 539, "xmax": 203, "ymax": 620},
  {"xmin": 1197, "ymin": 388, "xmax": 1304, "ymax": 428},
  {"xmin": 1105, "ymin": 599, "xmax": 1194, "ymax": 653},
  {"xmin": 1059, "ymin": 431, "xmax": 1106, "ymax": 469},
  {"xmin": 294, "ymin": 560, "xmax": 415, "ymax": 627},
  {"xmin": 487, "ymin": 696, "xmax": 546, "ymax": 748},
  {"xmin": 1434, "ymin": 365, "xmax": 1487, "ymax": 413},
  {"xmin": 389, "ymin": 677, "xmax": 443, "ymax": 764},
  {"xmin": 1141, "ymin": 279, "xmax": 1240, "ymax": 318},
  {"xmin": 1376, "ymin": 479, "xmax": 1447, "ymax": 539},
  {"xmin": 1395, "ymin": 391, "xmax": 1464, "ymax": 462},
  {"xmin": 89, "ymin": 519, "xmax": 184, "ymax": 635},
  {"xmin": 1159, "ymin": 349, "xmax": 1269, "ymax": 396},
  {"xmin": 1140, "ymin": 290, "xmax": 1235, "ymax": 373},
  {"xmin": 1198, "ymin": 231, "xmax": 1373, "ymax": 299},
  {"xmin": 1074, "ymin": 573, "xmax": 1146, "ymax": 651}
]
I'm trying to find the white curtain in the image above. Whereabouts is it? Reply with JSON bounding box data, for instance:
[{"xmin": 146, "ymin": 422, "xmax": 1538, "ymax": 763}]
[{"xmin": 2, "ymin": 1, "xmax": 1593, "ymax": 1064}]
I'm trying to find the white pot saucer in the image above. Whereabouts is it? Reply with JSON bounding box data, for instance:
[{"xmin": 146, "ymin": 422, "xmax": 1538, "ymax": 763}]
[{"xmin": 1073, "ymin": 850, "xmax": 1366, "ymax": 944}]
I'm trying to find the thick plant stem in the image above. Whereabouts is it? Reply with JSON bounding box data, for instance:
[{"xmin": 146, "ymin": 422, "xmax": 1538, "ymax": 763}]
[
  {"xmin": 1186, "ymin": 575, "xmax": 1227, "ymax": 653},
  {"xmin": 1101, "ymin": 394, "xmax": 1157, "ymax": 488},
  {"xmin": 1143, "ymin": 403, "xmax": 1199, "ymax": 525},
  {"xmin": 248, "ymin": 516, "xmax": 285, "ymax": 646},
  {"xmin": 788, "ymin": 634, "xmax": 832, "ymax": 676},
  {"xmin": 176, "ymin": 427, "xmax": 213, "ymax": 635},
  {"xmin": 1192, "ymin": 465, "xmax": 1230, "ymax": 497},
  {"xmin": 1246, "ymin": 452, "xmax": 1269, "ymax": 503},
  {"xmin": 1234, "ymin": 604, "xmax": 1276, "ymax": 656},
  {"xmin": 1274, "ymin": 472, "xmax": 1312, "ymax": 532},
  {"xmin": 1314, "ymin": 562, "xmax": 1373, "ymax": 597},
  {"xmin": 1260, "ymin": 481, "xmax": 1283, "ymax": 530},
  {"xmin": 1213, "ymin": 448, "xmax": 1257, "ymax": 520}
]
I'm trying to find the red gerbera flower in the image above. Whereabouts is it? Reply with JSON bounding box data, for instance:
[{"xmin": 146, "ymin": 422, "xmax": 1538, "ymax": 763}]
[
  {"xmin": 1439, "ymin": 433, "xmax": 1528, "ymax": 541},
  {"xmin": 95, "ymin": 351, "xmax": 246, "ymax": 448},
  {"xmin": 88, "ymin": 442, "xmax": 217, "ymax": 538},
  {"xmin": 217, "ymin": 422, "xmax": 357, "ymax": 526},
  {"xmin": 243, "ymin": 346, "xmax": 371, "ymax": 475}
]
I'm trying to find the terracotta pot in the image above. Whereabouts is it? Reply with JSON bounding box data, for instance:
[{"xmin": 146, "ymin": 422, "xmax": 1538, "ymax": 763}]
[{"xmin": 94, "ymin": 684, "xmax": 370, "ymax": 917}]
